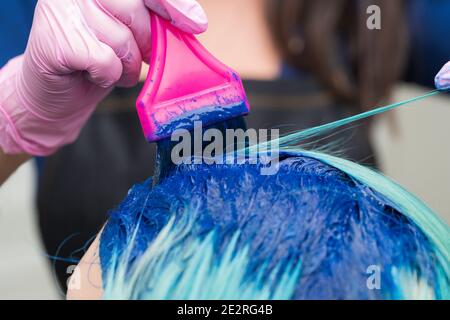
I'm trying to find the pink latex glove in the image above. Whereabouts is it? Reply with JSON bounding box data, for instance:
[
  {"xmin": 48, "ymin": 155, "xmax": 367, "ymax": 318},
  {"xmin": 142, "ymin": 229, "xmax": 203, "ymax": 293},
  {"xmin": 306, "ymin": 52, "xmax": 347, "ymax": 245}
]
[
  {"xmin": 0, "ymin": 0, "xmax": 207, "ymax": 156},
  {"xmin": 435, "ymin": 61, "xmax": 450, "ymax": 91}
]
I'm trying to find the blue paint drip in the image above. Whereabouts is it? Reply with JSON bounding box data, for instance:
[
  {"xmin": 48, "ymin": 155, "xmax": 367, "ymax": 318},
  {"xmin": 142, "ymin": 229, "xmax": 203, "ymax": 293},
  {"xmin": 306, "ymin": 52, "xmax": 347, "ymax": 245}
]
[{"xmin": 100, "ymin": 152, "xmax": 443, "ymax": 299}]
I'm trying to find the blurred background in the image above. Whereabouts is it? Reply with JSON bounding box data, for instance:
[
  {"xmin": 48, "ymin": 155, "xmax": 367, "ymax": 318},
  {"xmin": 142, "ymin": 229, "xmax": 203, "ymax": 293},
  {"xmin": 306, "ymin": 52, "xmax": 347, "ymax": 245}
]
[{"xmin": 1, "ymin": 0, "xmax": 450, "ymax": 299}]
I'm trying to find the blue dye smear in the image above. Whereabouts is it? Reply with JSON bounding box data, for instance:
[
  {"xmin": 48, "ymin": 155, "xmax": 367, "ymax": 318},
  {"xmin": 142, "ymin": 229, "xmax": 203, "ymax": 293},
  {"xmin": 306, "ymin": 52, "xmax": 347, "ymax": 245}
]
[
  {"xmin": 150, "ymin": 101, "xmax": 249, "ymax": 141},
  {"xmin": 100, "ymin": 152, "xmax": 442, "ymax": 299}
]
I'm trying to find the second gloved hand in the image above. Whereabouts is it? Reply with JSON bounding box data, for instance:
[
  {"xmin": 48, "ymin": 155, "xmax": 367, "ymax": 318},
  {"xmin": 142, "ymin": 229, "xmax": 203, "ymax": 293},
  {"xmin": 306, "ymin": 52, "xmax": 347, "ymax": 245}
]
[
  {"xmin": 0, "ymin": 0, "xmax": 207, "ymax": 156},
  {"xmin": 435, "ymin": 61, "xmax": 450, "ymax": 91}
]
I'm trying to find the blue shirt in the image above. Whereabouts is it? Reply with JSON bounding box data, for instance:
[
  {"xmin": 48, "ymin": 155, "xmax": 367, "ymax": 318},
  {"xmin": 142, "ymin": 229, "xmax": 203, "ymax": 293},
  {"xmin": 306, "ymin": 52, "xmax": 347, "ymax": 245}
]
[{"xmin": 0, "ymin": 0, "xmax": 37, "ymax": 67}]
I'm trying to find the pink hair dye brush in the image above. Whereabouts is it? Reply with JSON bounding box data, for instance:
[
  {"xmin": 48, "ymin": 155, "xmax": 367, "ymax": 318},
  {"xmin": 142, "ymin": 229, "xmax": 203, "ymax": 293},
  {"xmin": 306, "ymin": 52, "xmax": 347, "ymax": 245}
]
[{"xmin": 136, "ymin": 13, "xmax": 250, "ymax": 143}]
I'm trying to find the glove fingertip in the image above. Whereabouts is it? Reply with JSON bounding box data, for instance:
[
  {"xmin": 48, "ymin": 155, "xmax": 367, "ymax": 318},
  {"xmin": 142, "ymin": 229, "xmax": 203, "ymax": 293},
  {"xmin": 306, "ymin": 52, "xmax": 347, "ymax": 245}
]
[
  {"xmin": 176, "ymin": 18, "xmax": 208, "ymax": 34},
  {"xmin": 147, "ymin": 0, "xmax": 209, "ymax": 34},
  {"xmin": 435, "ymin": 62, "xmax": 450, "ymax": 91}
]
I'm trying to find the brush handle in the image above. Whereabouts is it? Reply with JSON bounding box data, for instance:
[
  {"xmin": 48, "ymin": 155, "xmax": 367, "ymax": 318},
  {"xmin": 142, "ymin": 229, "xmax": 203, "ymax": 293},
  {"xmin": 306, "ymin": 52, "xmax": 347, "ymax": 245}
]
[
  {"xmin": 136, "ymin": 12, "xmax": 249, "ymax": 142},
  {"xmin": 143, "ymin": 12, "xmax": 232, "ymax": 104}
]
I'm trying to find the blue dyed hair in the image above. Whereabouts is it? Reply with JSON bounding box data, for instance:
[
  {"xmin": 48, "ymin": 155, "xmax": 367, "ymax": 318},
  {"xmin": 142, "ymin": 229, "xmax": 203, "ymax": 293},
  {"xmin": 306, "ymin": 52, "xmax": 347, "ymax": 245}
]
[{"xmin": 100, "ymin": 91, "xmax": 450, "ymax": 300}]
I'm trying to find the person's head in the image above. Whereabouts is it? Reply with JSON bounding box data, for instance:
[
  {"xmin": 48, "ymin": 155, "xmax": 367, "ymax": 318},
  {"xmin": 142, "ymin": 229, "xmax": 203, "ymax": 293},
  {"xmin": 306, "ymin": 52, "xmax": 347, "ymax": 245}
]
[{"xmin": 100, "ymin": 147, "xmax": 449, "ymax": 300}]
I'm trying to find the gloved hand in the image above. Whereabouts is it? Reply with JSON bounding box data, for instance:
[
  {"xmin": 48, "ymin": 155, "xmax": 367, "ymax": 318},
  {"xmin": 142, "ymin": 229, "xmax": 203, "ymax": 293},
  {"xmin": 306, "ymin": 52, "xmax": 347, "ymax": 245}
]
[
  {"xmin": 435, "ymin": 61, "xmax": 450, "ymax": 90},
  {"xmin": 0, "ymin": 0, "xmax": 207, "ymax": 156}
]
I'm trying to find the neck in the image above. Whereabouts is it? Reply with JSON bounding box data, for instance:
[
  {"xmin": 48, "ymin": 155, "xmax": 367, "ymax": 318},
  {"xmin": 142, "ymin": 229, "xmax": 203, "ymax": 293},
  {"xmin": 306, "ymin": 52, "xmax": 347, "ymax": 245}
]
[
  {"xmin": 198, "ymin": 0, "xmax": 281, "ymax": 80},
  {"xmin": 140, "ymin": 0, "xmax": 281, "ymax": 81}
]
